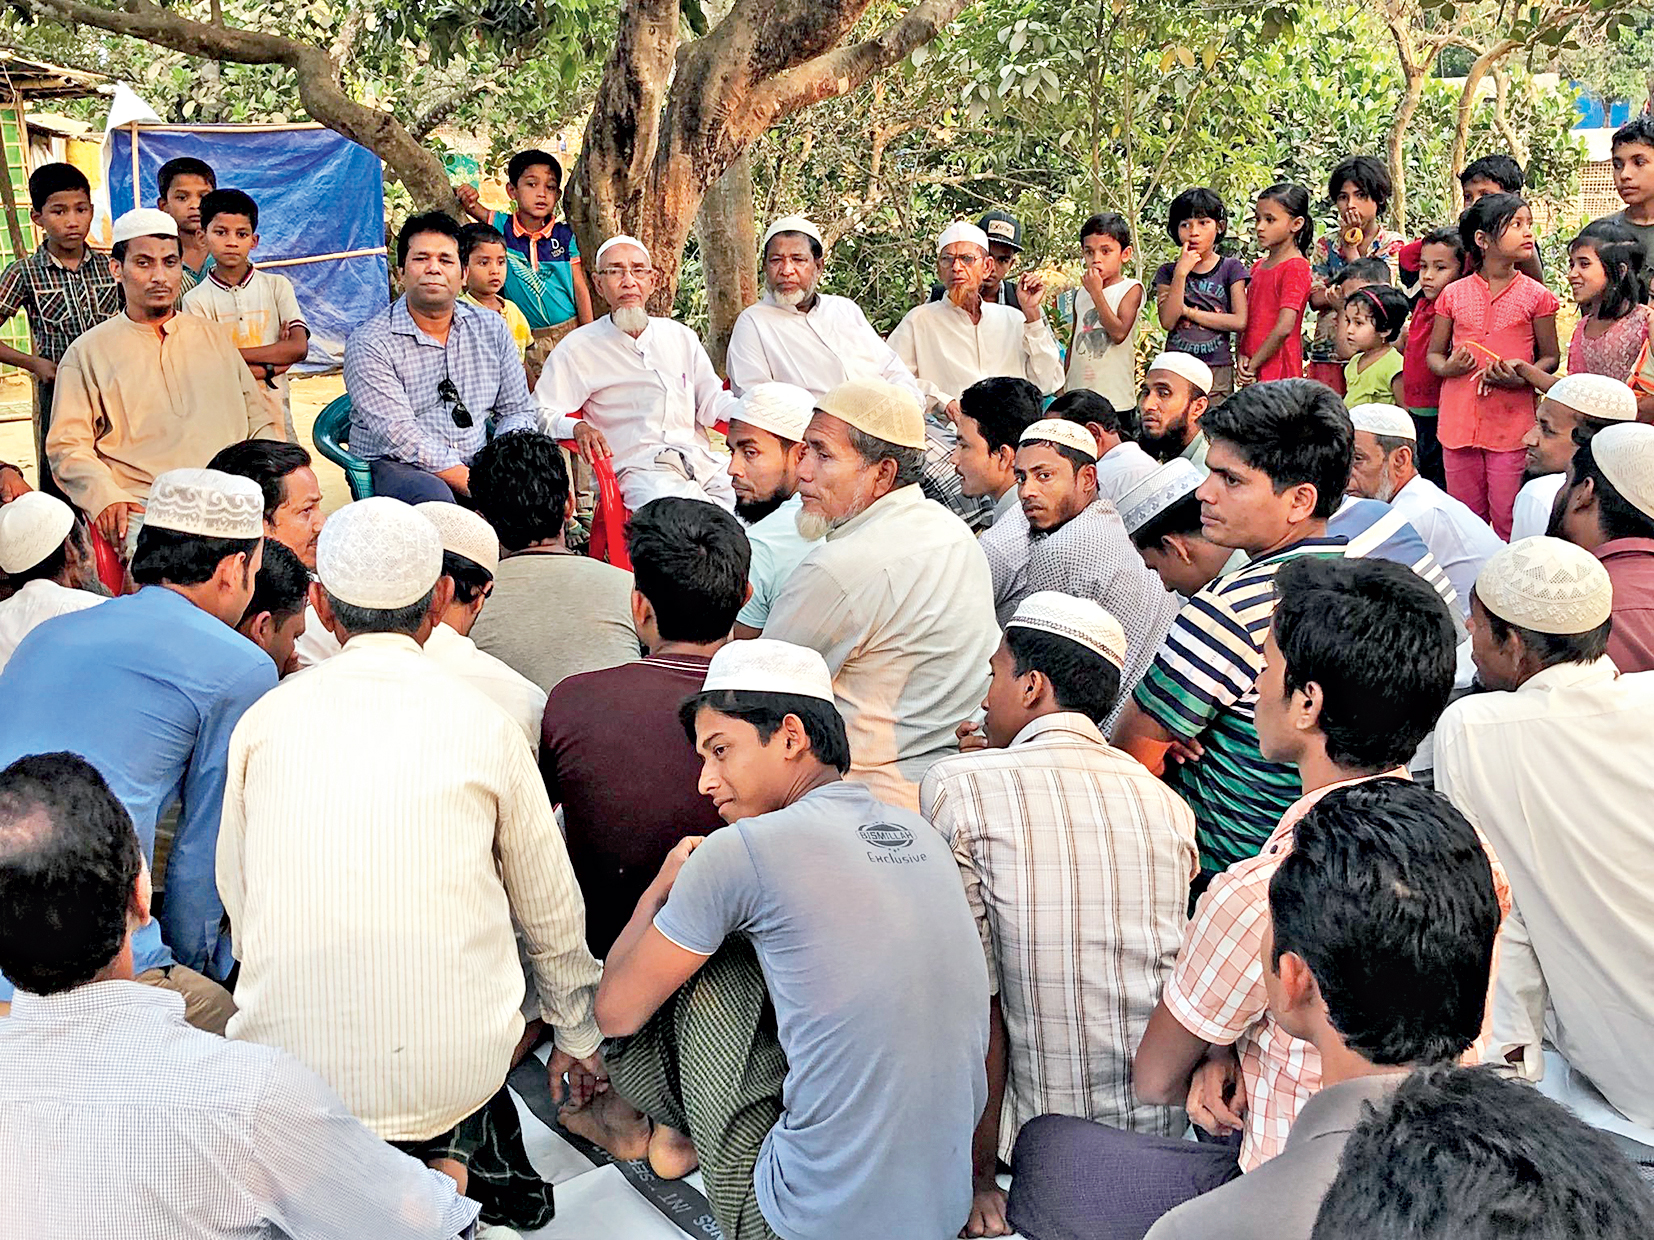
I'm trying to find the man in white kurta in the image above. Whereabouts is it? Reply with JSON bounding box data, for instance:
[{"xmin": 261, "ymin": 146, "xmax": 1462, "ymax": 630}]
[
  {"xmin": 887, "ymin": 222, "xmax": 1063, "ymax": 417},
  {"xmin": 535, "ymin": 235, "xmax": 735, "ymax": 512},
  {"xmin": 0, "ymin": 492, "xmax": 104, "ymax": 672}
]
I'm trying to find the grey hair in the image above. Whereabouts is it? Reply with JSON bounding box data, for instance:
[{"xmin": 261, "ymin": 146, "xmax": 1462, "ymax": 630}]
[
  {"xmin": 323, "ymin": 584, "xmax": 436, "ymax": 638},
  {"xmin": 846, "ymin": 426, "xmax": 926, "ymax": 488},
  {"xmin": 1374, "ymin": 433, "xmax": 1413, "ymax": 458}
]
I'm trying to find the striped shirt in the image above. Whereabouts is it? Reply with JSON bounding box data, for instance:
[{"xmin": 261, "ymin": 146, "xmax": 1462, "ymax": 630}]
[{"xmin": 0, "ymin": 242, "xmax": 122, "ymax": 363}]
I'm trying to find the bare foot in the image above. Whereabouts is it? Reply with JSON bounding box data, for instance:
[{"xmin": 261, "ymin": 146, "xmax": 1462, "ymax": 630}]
[
  {"xmin": 647, "ymin": 1123, "xmax": 699, "ymax": 1180},
  {"xmin": 560, "ymin": 1089, "xmax": 651, "ymax": 1160}
]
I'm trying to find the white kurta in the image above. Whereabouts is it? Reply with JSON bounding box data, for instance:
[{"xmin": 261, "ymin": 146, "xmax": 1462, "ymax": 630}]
[
  {"xmin": 887, "ymin": 298, "xmax": 1064, "ymax": 412},
  {"xmin": 0, "ymin": 578, "xmax": 104, "ymax": 673},
  {"xmin": 726, "ymin": 294, "xmax": 923, "ymax": 402},
  {"xmin": 1510, "ymin": 472, "xmax": 1565, "ymax": 542},
  {"xmin": 1390, "ymin": 474, "xmax": 1505, "ymax": 620},
  {"xmin": 424, "ymin": 621, "xmax": 549, "ymax": 751}
]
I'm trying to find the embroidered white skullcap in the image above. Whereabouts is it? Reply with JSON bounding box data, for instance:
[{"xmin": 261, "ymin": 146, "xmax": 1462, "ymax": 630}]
[
  {"xmin": 1020, "ymin": 418, "xmax": 1099, "ymax": 462},
  {"xmin": 814, "ymin": 377, "xmax": 926, "ymax": 450},
  {"xmin": 761, "ymin": 215, "xmax": 823, "ymax": 252},
  {"xmin": 937, "ymin": 221, "xmax": 991, "ymax": 255},
  {"xmin": 594, "ymin": 234, "xmax": 650, "ymax": 269},
  {"xmin": 1117, "ymin": 458, "xmax": 1206, "ymax": 535},
  {"xmin": 1474, "ymin": 536, "xmax": 1612, "ymax": 635},
  {"xmin": 1348, "ymin": 403, "xmax": 1417, "ymax": 441},
  {"xmin": 317, "ymin": 496, "xmax": 442, "ymax": 610},
  {"xmin": 1588, "ymin": 422, "xmax": 1654, "ymax": 520},
  {"xmin": 143, "ymin": 468, "xmax": 263, "ymax": 539},
  {"xmin": 1547, "ymin": 373, "xmax": 1638, "ymax": 424},
  {"xmin": 416, "ymin": 502, "xmax": 500, "ymax": 577},
  {"xmin": 111, "ymin": 207, "xmax": 178, "ymax": 245},
  {"xmin": 0, "ymin": 491, "xmax": 75, "ymax": 574},
  {"xmin": 1146, "ymin": 352, "xmax": 1213, "ymax": 396},
  {"xmin": 701, "ymin": 637, "xmax": 836, "ymax": 702},
  {"xmin": 733, "ymin": 382, "xmax": 816, "ymax": 443},
  {"xmin": 1007, "ymin": 591, "xmax": 1128, "ymax": 670}
]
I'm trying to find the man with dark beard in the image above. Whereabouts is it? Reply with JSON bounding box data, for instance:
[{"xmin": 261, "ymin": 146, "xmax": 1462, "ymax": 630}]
[
  {"xmin": 1138, "ymin": 352, "xmax": 1213, "ymax": 468},
  {"xmin": 725, "ymin": 382, "xmax": 816, "ymax": 638}
]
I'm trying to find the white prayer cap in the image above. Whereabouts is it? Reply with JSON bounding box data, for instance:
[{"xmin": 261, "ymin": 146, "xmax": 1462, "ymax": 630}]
[
  {"xmin": 416, "ymin": 502, "xmax": 500, "ymax": 577},
  {"xmin": 317, "ymin": 496, "xmax": 442, "ymax": 610},
  {"xmin": 593, "ymin": 234, "xmax": 650, "ymax": 269},
  {"xmin": 936, "ymin": 221, "xmax": 991, "ymax": 255},
  {"xmin": 1348, "ymin": 403, "xmax": 1417, "ymax": 441},
  {"xmin": 1588, "ymin": 422, "xmax": 1654, "ymax": 520},
  {"xmin": 733, "ymin": 382, "xmax": 816, "ymax": 443},
  {"xmin": 1117, "ymin": 458, "xmax": 1205, "ymax": 535},
  {"xmin": 111, "ymin": 207, "xmax": 178, "ymax": 246},
  {"xmin": 1020, "ymin": 418, "xmax": 1099, "ymax": 462},
  {"xmin": 761, "ymin": 215, "xmax": 823, "ymax": 252},
  {"xmin": 1146, "ymin": 352, "xmax": 1213, "ymax": 396},
  {"xmin": 701, "ymin": 637, "xmax": 835, "ymax": 702},
  {"xmin": 1007, "ymin": 591, "xmax": 1128, "ymax": 670},
  {"xmin": 1474, "ymin": 536, "xmax": 1612, "ymax": 635},
  {"xmin": 814, "ymin": 377, "xmax": 926, "ymax": 450},
  {"xmin": 1547, "ymin": 373, "xmax": 1638, "ymax": 424},
  {"xmin": 143, "ymin": 468, "xmax": 263, "ymax": 539},
  {"xmin": 0, "ymin": 491, "xmax": 75, "ymax": 574}
]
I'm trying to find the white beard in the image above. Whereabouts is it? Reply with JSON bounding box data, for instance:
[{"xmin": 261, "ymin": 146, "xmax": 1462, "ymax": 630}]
[
  {"xmin": 1374, "ymin": 468, "xmax": 1397, "ymax": 504},
  {"xmin": 795, "ymin": 493, "xmax": 869, "ymax": 542},
  {"xmin": 610, "ymin": 305, "xmax": 649, "ymax": 334},
  {"xmin": 765, "ymin": 283, "xmax": 811, "ymax": 308}
]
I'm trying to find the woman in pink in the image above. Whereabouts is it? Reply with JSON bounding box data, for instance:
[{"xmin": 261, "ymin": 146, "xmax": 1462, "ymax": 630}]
[
  {"xmin": 1238, "ymin": 183, "xmax": 1313, "ymax": 383},
  {"xmin": 1427, "ymin": 194, "xmax": 1559, "ymax": 538}
]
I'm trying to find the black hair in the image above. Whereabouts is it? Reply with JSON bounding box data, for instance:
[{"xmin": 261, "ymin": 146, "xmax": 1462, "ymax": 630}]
[
  {"xmin": 238, "ymin": 539, "xmax": 308, "ymax": 626},
  {"xmin": 1345, "ymin": 284, "xmax": 1411, "ymax": 343},
  {"xmin": 506, "ymin": 149, "xmax": 563, "ymax": 187},
  {"xmin": 1458, "ymin": 153, "xmax": 1525, "ymax": 192},
  {"xmin": 1310, "ymin": 1065, "xmax": 1654, "ymax": 1240},
  {"xmin": 1333, "ymin": 257, "xmax": 1392, "ymax": 288},
  {"xmin": 396, "ymin": 210, "xmax": 461, "ymax": 267},
  {"xmin": 1327, "ymin": 155, "xmax": 1391, "ymax": 213},
  {"xmin": 157, "ymin": 156, "xmax": 216, "ymax": 200},
  {"xmin": 845, "ymin": 427, "xmax": 925, "ymax": 488},
  {"xmin": 459, "ymin": 221, "xmax": 508, "ymax": 266},
  {"xmin": 1417, "ymin": 225, "xmax": 1466, "ymax": 273},
  {"xmin": 1273, "ymin": 780, "xmax": 1498, "ymax": 1066},
  {"xmin": 1272, "ymin": 557, "xmax": 1457, "ymax": 771},
  {"xmin": 678, "ymin": 689, "xmax": 852, "ymax": 775},
  {"xmin": 0, "ymin": 752, "xmax": 144, "ymax": 995},
  {"xmin": 28, "ymin": 162, "xmax": 91, "ymax": 213},
  {"xmin": 469, "ymin": 430, "xmax": 569, "ymax": 551},
  {"xmin": 111, "ymin": 233, "xmax": 182, "ymax": 264},
  {"xmin": 1258, "ymin": 182, "xmax": 1315, "ymax": 253},
  {"xmin": 440, "ymin": 550, "xmax": 494, "ymax": 607},
  {"xmin": 626, "ymin": 497, "xmax": 752, "ymax": 642},
  {"xmin": 1130, "ymin": 491, "xmax": 1204, "ymax": 551},
  {"xmin": 1571, "ymin": 431, "xmax": 1654, "ymax": 542},
  {"xmin": 1079, "ymin": 211, "xmax": 1132, "ymax": 249},
  {"xmin": 1166, "ymin": 187, "xmax": 1228, "ymax": 244},
  {"xmin": 1049, "ymin": 388, "xmax": 1135, "ymax": 440},
  {"xmin": 1201, "ymin": 379, "xmax": 1353, "ymax": 520},
  {"xmin": 207, "ymin": 439, "xmax": 312, "ymax": 523},
  {"xmin": 1610, "ymin": 114, "xmax": 1654, "ymax": 154},
  {"xmin": 1458, "ymin": 193, "xmax": 1527, "ymax": 265},
  {"xmin": 1569, "ymin": 219, "xmax": 1647, "ymax": 321},
  {"xmin": 199, "ymin": 187, "xmax": 258, "ymax": 232},
  {"xmin": 1004, "ymin": 625, "xmax": 1122, "ymax": 726},
  {"xmin": 130, "ymin": 526, "xmax": 259, "ymax": 589},
  {"xmin": 960, "ymin": 377, "xmax": 1046, "ymax": 453},
  {"xmin": 1475, "ymin": 589, "xmax": 1611, "ymax": 670},
  {"xmin": 762, "ymin": 229, "xmax": 824, "ymax": 264},
  {"xmin": 325, "ymin": 584, "xmax": 436, "ymax": 638}
]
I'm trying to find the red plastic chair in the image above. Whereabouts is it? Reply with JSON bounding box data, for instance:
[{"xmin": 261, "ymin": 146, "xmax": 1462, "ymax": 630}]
[
  {"xmin": 87, "ymin": 522, "xmax": 127, "ymax": 595},
  {"xmin": 559, "ymin": 440, "xmax": 632, "ymax": 571}
]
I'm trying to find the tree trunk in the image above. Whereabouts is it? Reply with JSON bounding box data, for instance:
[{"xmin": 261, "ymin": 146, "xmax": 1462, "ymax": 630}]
[
  {"xmin": 695, "ymin": 151, "xmax": 758, "ymax": 373},
  {"xmin": 1381, "ymin": 10, "xmax": 1434, "ymax": 233}
]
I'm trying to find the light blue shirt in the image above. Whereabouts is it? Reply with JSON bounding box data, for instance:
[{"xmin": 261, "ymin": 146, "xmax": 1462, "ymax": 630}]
[
  {"xmin": 0, "ymin": 587, "xmax": 275, "ymax": 1000},
  {"xmin": 737, "ymin": 493, "xmax": 813, "ymax": 630}
]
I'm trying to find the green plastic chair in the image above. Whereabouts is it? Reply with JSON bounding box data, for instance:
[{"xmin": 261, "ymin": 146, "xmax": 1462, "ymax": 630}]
[{"xmin": 312, "ymin": 393, "xmax": 374, "ymax": 501}]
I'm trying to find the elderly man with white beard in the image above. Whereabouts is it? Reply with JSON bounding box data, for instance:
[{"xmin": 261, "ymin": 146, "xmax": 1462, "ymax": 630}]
[
  {"xmin": 536, "ymin": 235, "xmax": 737, "ymax": 512},
  {"xmin": 762, "ymin": 378, "xmax": 1000, "ymax": 812}
]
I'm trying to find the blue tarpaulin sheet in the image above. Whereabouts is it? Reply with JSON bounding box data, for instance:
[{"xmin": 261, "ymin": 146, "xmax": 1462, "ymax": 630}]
[{"xmin": 105, "ymin": 124, "xmax": 388, "ymax": 371}]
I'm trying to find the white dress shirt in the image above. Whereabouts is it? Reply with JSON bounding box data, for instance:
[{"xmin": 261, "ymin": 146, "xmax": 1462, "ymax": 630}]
[
  {"xmin": 1436, "ymin": 657, "xmax": 1654, "ymax": 1130},
  {"xmin": 1390, "ymin": 473, "xmax": 1505, "ymax": 620},
  {"xmin": 218, "ymin": 632, "xmax": 601, "ymax": 1141},
  {"xmin": 763, "ymin": 485, "xmax": 1000, "ymax": 811},
  {"xmin": 726, "ymin": 293, "xmax": 923, "ymax": 401},
  {"xmin": 535, "ymin": 314, "xmax": 737, "ymax": 511},
  {"xmin": 1510, "ymin": 472, "xmax": 1565, "ymax": 541},
  {"xmin": 1093, "ymin": 440, "xmax": 1162, "ymax": 509},
  {"xmin": 0, "ymin": 577, "xmax": 104, "ymax": 672},
  {"xmin": 424, "ymin": 621, "xmax": 549, "ymax": 750},
  {"xmin": 887, "ymin": 298, "xmax": 1064, "ymax": 412}
]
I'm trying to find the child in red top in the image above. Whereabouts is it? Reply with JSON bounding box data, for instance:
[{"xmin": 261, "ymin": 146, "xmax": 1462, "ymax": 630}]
[
  {"xmin": 1403, "ymin": 226, "xmax": 1466, "ymax": 487},
  {"xmin": 1427, "ymin": 194, "xmax": 1560, "ymax": 538},
  {"xmin": 1238, "ymin": 182, "xmax": 1313, "ymax": 384}
]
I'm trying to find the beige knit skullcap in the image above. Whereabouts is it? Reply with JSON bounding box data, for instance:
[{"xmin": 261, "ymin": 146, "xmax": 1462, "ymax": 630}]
[
  {"xmin": 416, "ymin": 502, "xmax": 500, "ymax": 577},
  {"xmin": 1007, "ymin": 591, "xmax": 1128, "ymax": 669},
  {"xmin": 1020, "ymin": 418, "xmax": 1099, "ymax": 462},
  {"xmin": 1474, "ymin": 536, "xmax": 1612, "ymax": 635},
  {"xmin": 1590, "ymin": 422, "xmax": 1654, "ymax": 520},
  {"xmin": 1547, "ymin": 373, "xmax": 1638, "ymax": 425},
  {"xmin": 318, "ymin": 496, "xmax": 442, "ymax": 610},
  {"xmin": 814, "ymin": 378, "xmax": 926, "ymax": 450},
  {"xmin": 144, "ymin": 468, "xmax": 263, "ymax": 539}
]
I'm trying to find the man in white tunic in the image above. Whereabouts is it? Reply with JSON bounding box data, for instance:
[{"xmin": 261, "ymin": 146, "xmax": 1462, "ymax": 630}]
[
  {"xmin": 536, "ymin": 235, "xmax": 736, "ymax": 512},
  {"xmin": 887, "ymin": 222, "xmax": 1062, "ymax": 418},
  {"xmin": 726, "ymin": 382, "xmax": 817, "ymax": 638},
  {"xmin": 726, "ymin": 215, "xmax": 922, "ymax": 403},
  {"xmin": 763, "ymin": 378, "xmax": 1000, "ymax": 811},
  {"xmin": 1345, "ymin": 403, "xmax": 1503, "ymax": 621},
  {"xmin": 0, "ymin": 492, "xmax": 103, "ymax": 672}
]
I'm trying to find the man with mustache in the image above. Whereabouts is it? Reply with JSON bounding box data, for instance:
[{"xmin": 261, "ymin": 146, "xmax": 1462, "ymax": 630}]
[
  {"xmin": 1137, "ymin": 352, "xmax": 1213, "ymax": 468},
  {"xmin": 724, "ymin": 382, "xmax": 817, "ymax": 638}
]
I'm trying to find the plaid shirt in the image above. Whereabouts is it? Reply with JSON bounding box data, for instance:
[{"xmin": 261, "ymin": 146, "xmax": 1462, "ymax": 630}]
[
  {"xmin": 922, "ymin": 413, "xmax": 994, "ymax": 531},
  {"xmin": 0, "ymin": 242, "xmax": 121, "ymax": 363}
]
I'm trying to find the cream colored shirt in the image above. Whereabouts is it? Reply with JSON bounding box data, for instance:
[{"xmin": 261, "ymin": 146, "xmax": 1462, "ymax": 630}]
[
  {"xmin": 424, "ymin": 621, "xmax": 548, "ymax": 751},
  {"xmin": 886, "ymin": 297, "xmax": 1063, "ymax": 413},
  {"xmin": 1436, "ymin": 657, "xmax": 1654, "ymax": 1128},
  {"xmin": 763, "ymin": 485, "xmax": 1000, "ymax": 811},
  {"xmin": 725, "ymin": 294, "xmax": 923, "ymax": 401},
  {"xmin": 47, "ymin": 312, "xmax": 278, "ymax": 519},
  {"xmin": 218, "ymin": 632, "xmax": 601, "ymax": 1141}
]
